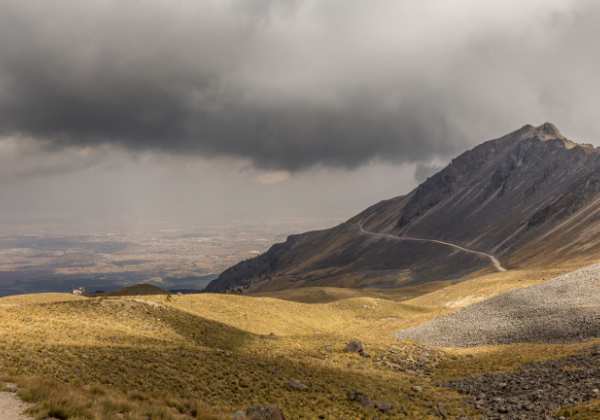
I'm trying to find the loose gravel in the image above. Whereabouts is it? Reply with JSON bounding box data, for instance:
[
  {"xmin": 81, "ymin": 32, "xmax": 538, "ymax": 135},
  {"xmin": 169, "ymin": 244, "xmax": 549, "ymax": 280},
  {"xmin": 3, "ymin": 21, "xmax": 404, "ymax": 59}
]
[
  {"xmin": 447, "ymin": 345, "xmax": 600, "ymax": 419},
  {"xmin": 397, "ymin": 263, "xmax": 600, "ymax": 347}
]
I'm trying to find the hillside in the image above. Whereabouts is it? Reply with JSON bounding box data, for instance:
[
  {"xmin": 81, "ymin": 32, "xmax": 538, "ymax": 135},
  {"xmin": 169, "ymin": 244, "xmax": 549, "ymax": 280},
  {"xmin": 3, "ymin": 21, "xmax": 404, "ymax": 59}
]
[
  {"xmin": 0, "ymin": 290, "xmax": 474, "ymax": 419},
  {"xmin": 398, "ymin": 262, "xmax": 600, "ymax": 347},
  {"xmin": 5, "ymin": 269, "xmax": 600, "ymax": 418},
  {"xmin": 207, "ymin": 123, "xmax": 600, "ymax": 293}
]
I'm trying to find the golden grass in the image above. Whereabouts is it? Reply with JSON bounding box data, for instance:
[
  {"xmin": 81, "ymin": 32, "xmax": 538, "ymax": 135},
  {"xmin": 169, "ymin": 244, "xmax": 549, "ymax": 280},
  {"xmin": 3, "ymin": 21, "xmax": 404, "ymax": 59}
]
[
  {"xmin": 557, "ymin": 399, "xmax": 600, "ymax": 419},
  {"xmin": 0, "ymin": 294, "xmax": 472, "ymax": 418},
  {"xmin": 433, "ymin": 340, "xmax": 600, "ymax": 381},
  {"xmin": 0, "ymin": 293, "xmax": 86, "ymax": 307},
  {"xmin": 405, "ymin": 268, "xmax": 565, "ymax": 311},
  {"xmin": 9, "ymin": 376, "xmax": 221, "ymax": 420},
  {"xmin": 156, "ymin": 293, "xmax": 434, "ymax": 345},
  {"xmin": 252, "ymin": 282, "xmax": 450, "ymax": 304},
  {"xmin": 3, "ymin": 262, "xmax": 600, "ymax": 418}
]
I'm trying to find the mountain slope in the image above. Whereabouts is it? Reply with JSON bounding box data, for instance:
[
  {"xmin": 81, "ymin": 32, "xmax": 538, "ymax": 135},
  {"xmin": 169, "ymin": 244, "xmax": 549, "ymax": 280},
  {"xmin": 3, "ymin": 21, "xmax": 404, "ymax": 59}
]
[
  {"xmin": 397, "ymin": 262, "xmax": 600, "ymax": 346},
  {"xmin": 207, "ymin": 123, "xmax": 600, "ymax": 293}
]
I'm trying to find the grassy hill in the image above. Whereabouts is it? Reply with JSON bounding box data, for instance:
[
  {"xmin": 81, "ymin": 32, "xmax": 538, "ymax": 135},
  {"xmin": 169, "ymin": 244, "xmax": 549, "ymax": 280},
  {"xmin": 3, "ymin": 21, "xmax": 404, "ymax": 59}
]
[
  {"xmin": 1, "ymin": 293, "xmax": 457, "ymax": 419},
  {"xmin": 2, "ymin": 265, "xmax": 600, "ymax": 419}
]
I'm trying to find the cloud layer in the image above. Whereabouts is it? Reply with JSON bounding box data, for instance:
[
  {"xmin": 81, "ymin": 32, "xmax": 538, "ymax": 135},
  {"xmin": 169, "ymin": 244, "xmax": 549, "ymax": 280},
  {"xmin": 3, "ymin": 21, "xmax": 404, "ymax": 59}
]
[{"xmin": 1, "ymin": 0, "xmax": 599, "ymax": 171}]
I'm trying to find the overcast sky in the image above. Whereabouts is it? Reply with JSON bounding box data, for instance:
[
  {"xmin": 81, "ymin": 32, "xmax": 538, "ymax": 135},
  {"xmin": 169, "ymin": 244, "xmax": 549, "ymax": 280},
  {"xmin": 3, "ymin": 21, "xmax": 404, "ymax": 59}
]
[{"xmin": 1, "ymin": 0, "xmax": 599, "ymax": 230}]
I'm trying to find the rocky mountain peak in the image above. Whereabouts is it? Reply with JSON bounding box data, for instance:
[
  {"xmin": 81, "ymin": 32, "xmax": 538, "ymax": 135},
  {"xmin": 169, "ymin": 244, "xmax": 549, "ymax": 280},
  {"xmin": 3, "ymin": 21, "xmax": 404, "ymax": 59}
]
[
  {"xmin": 516, "ymin": 122, "xmax": 577, "ymax": 149},
  {"xmin": 507, "ymin": 122, "xmax": 569, "ymax": 145},
  {"xmin": 536, "ymin": 122, "xmax": 563, "ymax": 139}
]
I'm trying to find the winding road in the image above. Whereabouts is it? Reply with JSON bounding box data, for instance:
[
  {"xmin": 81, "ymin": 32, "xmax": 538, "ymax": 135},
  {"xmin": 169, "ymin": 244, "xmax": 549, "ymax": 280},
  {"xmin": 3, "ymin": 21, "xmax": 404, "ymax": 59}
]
[{"xmin": 357, "ymin": 223, "xmax": 507, "ymax": 272}]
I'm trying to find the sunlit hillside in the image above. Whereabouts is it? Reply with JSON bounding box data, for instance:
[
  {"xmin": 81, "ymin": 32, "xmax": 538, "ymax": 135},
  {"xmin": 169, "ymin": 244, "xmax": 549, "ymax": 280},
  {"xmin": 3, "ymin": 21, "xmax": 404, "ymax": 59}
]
[{"xmin": 3, "ymin": 262, "xmax": 600, "ymax": 419}]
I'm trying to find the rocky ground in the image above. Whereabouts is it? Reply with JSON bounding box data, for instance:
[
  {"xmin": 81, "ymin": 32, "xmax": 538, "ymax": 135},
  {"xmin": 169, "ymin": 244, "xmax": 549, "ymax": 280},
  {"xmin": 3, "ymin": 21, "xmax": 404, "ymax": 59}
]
[
  {"xmin": 397, "ymin": 263, "xmax": 600, "ymax": 347},
  {"xmin": 446, "ymin": 344, "xmax": 600, "ymax": 419}
]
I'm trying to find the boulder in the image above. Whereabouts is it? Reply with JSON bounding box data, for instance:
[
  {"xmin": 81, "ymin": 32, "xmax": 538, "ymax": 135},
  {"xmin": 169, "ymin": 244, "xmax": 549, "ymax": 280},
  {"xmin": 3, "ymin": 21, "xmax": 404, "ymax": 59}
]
[
  {"xmin": 3, "ymin": 383, "xmax": 17, "ymax": 393},
  {"xmin": 244, "ymin": 405, "xmax": 285, "ymax": 420},
  {"xmin": 374, "ymin": 401, "xmax": 393, "ymax": 413},
  {"xmin": 344, "ymin": 340, "xmax": 365, "ymax": 354},
  {"xmin": 347, "ymin": 390, "xmax": 372, "ymax": 407},
  {"xmin": 287, "ymin": 379, "xmax": 308, "ymax": 391}
]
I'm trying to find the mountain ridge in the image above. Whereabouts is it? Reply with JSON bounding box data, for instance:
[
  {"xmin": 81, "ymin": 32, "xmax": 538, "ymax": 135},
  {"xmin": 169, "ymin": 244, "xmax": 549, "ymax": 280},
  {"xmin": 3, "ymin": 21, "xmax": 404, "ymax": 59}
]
[{"xmin": 206, "ymin": 123, "xmax": 600, "ymax": 293}]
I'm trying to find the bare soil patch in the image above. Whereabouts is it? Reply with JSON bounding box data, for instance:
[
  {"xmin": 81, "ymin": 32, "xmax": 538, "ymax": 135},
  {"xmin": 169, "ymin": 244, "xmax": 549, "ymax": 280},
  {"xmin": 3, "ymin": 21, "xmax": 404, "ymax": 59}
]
[{"xmin": 0, "ymin": 386, "xmax": 31, "ymax": 420}]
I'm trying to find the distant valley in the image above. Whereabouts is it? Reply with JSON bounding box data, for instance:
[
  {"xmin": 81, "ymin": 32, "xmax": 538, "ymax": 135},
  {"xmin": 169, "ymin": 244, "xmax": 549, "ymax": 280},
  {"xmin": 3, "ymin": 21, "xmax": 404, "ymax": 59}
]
[{"xmin": 0, "ymin": 220, "xmax": 337, "ymax": 296}]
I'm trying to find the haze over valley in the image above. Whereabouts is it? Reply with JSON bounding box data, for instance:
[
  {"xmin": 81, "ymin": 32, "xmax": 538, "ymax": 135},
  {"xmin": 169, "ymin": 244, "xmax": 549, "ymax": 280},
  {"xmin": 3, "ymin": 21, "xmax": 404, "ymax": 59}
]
[{"xmin": 0, "ymin": 219, "xmax": 338, "ymax": 296}]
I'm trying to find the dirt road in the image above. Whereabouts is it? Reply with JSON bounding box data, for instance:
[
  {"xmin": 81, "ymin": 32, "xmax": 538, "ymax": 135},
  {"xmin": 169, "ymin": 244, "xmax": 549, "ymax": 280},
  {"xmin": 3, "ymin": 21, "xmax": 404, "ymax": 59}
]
[
  {"xmin": 357, "ymin": 223, "xmax": 507, "ymax": 272},
  {"xmin": 0, "ymin": 388, "xmax": 31, "ymax": 420}
]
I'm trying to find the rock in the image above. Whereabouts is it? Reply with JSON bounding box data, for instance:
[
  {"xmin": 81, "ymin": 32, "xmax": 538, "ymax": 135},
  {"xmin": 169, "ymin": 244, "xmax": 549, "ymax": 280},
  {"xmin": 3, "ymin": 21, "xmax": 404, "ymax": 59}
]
[
  {"xmin": 347, "ymin": 390, "xmax": 372, "ymax": 407},
  {"xmin": 244, "ymin": 405, "xmax": 285, "ymax": 420},
  {"xmin": 3, "ymin": 383, "xmax": 17, "ymax": 393},
  {"xmin": 412, "ymin": 385, "xmax": 423, "ymax": 393},
  {"xmin": 374, "ymin": 401, "xmax": 393, "ymax": 413},
  {"xmin": 216, "ymin": 348, "xmax": 233, "ymax": 357},
  {"xmin": 345, "ymin": 340, "xmax": 365, "ymax": 354},
  {"xmin": 287, "ymin": 379, "xmax": 308, "ymax": 391}
]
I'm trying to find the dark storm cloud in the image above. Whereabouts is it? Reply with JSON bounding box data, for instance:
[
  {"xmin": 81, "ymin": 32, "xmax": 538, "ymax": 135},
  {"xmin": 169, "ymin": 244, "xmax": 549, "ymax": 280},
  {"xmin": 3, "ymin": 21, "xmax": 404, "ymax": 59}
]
[{"xmin": 0, "ymin": 0, "xmax": 599, "ymax": 171}]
